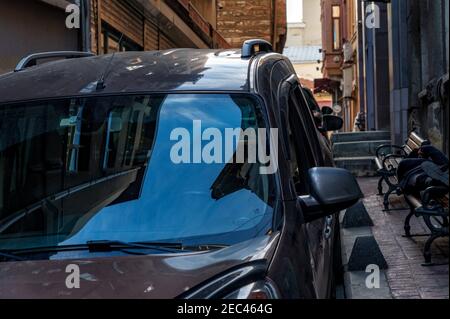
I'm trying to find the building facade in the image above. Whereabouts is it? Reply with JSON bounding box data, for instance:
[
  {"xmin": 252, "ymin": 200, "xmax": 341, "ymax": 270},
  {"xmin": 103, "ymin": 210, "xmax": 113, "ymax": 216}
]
[
  {"xmin": 362, "ymin": 1, "xmax": 391, "ymax": 132},
  {"xmin": 0, "ymin": 0, "xmax": 227, "ymax": 73},
  {"xmin": 0, "ymin": 0, "xmax": 81, "ymax": 74},
  {"xmin": 284, "ymin": 0, "xmax": 323, "ymax": 83},
  {"xmin": 388, "ymin": 0, "xmax": 449, "ymax": 154},
  {"xmin": 90, "ymin": 0, "xmax": 231, "ymax": 55},
  {"xmin": 1, "ymin": 0, "xmax": 288, "ymax": 74},
  {"xmin": 284, "ymin": 0, "xmax": 332, "ymax": 108},
  {"xmin": 286, "ymin": 0, "xmax": 322, "ymax": 47},
  {"xmin": 320, "ymin": 0, "xmax": 449, "ymax": 153},
  {"xmin": 320, "ymin": 0, "xmax": 391, "ymax": 132},
  {"xmin": 320, "ymin": 0, "xmax": 350, "ymax": 129}
]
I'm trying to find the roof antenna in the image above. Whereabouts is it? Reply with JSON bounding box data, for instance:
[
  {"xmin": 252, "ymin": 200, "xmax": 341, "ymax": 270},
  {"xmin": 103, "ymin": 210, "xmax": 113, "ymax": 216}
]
[{"xmin": 96, "ymin": 33, "xmax": 125, "ymax": 91}]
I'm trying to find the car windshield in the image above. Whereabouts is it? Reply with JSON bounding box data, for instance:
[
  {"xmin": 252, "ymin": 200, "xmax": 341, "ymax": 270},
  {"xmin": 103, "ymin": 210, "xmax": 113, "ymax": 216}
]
[{"xmin": 0, "ymin": 94, "xmax": 276, "ymax": 254}]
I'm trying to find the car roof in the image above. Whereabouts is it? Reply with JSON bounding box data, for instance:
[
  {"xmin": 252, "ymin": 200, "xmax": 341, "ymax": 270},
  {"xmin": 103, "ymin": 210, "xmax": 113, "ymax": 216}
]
[{"xmin": 0, "ymin": 49, "xmax": 253, "ymax": 104}]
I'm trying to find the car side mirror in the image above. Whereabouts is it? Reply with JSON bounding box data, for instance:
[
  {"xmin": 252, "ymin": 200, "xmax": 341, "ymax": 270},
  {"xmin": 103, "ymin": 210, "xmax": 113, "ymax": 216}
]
[
  {"xmin": 322, "ymin": 115, "xmax": 343, "ymax": 132},
  {"xmin": 321, "ymin": 106, "xmax": 334, "ymax": 115},
  {"xmin": 298, "ymin": 167, "xmax": 363, "ymax": 223}
]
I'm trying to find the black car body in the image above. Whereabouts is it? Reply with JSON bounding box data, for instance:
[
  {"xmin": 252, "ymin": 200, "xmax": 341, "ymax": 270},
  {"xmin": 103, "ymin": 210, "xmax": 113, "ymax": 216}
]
[{"xmin": 0, "ymin": 41, "xmax": 361, "ymax": 299}]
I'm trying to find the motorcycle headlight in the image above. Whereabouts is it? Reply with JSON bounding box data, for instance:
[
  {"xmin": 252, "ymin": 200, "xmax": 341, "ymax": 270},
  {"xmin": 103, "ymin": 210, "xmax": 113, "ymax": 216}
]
[{"xmin": 224, "ymin": 280, "xmax": 280, "ymax": 299}]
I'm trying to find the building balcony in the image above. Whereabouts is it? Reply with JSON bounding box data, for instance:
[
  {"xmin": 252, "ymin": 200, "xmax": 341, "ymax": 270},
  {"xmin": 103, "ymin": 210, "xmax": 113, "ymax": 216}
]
[{"xmin": 322, "ymin": 50, "xmax": 343, "ymax": 79}]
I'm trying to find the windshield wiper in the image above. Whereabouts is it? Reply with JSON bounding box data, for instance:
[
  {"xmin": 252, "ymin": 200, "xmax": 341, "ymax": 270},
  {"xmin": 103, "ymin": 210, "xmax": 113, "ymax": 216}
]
[
  {"xmin": 0, "ymin": 250, "xmax": 26, "ymax": 261},
  {"xmin": 0, "ymin": 241, "xmax": 187, "ymax": 259},
  {"xmin": 0, "ymin": 241, "xmax": 227, "ymax": 262},
  {"xmin": 85, "ymin": 240, "xmax": 186, "ymax": 254}
]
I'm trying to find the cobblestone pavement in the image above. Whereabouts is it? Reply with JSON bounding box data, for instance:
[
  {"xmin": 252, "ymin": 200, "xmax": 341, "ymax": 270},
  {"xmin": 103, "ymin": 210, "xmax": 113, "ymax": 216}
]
[{"xmin": 358, "ymin": 177, "xmax": 449, "ymax": 299}]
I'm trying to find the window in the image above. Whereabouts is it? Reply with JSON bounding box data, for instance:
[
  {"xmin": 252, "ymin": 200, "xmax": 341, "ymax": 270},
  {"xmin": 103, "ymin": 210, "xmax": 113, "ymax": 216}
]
[
  {"xmin": 293, "ymin": 87, "xmax": 322, "ymax": 164},
  {"xmin": 102, "ymin": 23, "xmax": 142, "ymax": 54},
  {"xmin": 286, "ymin": 94, "xmax": 317, "ymax": 196},
  {"xmin": 332, "ymin": 5, "xmax": 341, "ymax": 51}
]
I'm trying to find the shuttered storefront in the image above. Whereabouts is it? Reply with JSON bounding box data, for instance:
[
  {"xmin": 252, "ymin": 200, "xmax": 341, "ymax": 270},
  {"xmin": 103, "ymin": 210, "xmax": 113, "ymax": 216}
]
[
  {"xmin": 91, "ymin": 0, "xmax": 179, "ymax": 54},
  {"xmin": 101, "ymin": 0, "xmax": 143, "ymax": 48}
]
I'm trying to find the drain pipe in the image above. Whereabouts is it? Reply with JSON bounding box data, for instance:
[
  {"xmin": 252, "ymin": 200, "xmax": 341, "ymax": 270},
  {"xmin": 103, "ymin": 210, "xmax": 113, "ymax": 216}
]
[{"xmin": 79, "ymin": 0, "xmax": 92, "ymax": 52}]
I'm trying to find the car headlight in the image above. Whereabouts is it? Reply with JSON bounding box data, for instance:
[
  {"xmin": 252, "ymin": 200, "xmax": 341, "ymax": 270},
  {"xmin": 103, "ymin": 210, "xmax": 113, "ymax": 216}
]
[
  {"xmin": 180, "ymin": 263, "xmax": 274, "ymax": 299},
  {"xmin": 224, "ymin": 280, "xmax": 280, "ymax": 299}
]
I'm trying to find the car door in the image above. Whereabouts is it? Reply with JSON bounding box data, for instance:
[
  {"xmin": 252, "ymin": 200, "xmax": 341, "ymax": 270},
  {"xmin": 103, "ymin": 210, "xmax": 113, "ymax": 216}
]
[
  {"xmin": 268, "ymin": 60, "xmax": 333, "ymax": 298},
  {"xmin": 286, "ymin": 84, "xmax": 334, "ymax": 298}
]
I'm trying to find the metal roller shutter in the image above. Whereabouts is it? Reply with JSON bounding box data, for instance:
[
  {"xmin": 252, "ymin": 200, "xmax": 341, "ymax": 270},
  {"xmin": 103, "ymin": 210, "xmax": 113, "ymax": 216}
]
[
  {"xmin": 159, "ymin": 32, "xmax": 177, "ymax": 50},
  {"xmin": 144, "ymin": 20, "xmax": 158, "ymax": 51},
  {"xmin": 101, "ymin": 0, "xmax": 144, "ymax": 47}
]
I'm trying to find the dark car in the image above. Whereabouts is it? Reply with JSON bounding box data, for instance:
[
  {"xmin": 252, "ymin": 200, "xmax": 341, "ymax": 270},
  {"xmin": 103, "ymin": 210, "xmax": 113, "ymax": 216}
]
[{"xmin": 0, "ymin": 40, "xmax": 362, "ymax": 299}]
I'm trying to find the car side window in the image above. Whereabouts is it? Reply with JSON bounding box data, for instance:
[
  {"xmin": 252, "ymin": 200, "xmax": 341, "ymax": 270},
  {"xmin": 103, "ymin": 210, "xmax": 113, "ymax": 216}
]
[
  {"xmin": 286, "ymin": 93, "xmax": 317, "ymax": 196},
  {"xmin": 271, "ymin": 63, "xmax": 319, "ymax": 195},
  {"xmin": 291, "ymin": 86, "xmax": 323, "ymax": 165}
]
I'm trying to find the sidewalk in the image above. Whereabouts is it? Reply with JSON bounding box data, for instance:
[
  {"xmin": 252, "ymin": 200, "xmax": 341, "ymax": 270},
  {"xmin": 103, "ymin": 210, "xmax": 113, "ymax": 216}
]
[{"xmin": 358, "ymin": 177, "xmax": 449, "ymax": 299}]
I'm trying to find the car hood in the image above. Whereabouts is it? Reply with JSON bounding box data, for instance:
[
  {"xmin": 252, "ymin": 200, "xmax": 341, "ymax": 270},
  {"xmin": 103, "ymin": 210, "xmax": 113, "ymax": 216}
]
[{"xmin": 0, "ymin": 234, "xmax": 279, "ymax": 299}]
